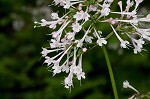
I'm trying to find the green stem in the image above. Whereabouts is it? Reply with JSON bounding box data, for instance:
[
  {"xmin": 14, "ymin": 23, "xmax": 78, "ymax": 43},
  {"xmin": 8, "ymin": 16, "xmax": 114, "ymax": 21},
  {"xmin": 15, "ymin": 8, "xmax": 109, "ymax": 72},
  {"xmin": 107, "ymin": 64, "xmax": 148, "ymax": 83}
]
[
  {"xmin": 105, "ymin": 32, "xmax": 113, "ymax": 40},
  {"xmin": 102, "ymin": 46, "xmax": 119, "ymax": 99}
]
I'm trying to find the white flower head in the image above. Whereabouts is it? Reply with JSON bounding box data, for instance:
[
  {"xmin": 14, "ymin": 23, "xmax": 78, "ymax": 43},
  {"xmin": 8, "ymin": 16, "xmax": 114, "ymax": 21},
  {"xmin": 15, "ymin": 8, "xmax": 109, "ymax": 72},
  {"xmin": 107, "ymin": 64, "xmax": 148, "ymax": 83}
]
[
  {"xmin": 64, "ymin": 72, "xmax": 73, "ymax": 89},
  {"xmin": 131, "ymin": 38, "xmax": 145, "ymax": 54},
  {"xmin": 35, "ymin": 0, "xmax": 150, "ymax": 90},
  {"xmin": 77, "ymin": 40, "xmax": 83, "ymax": 48},
  {"xmin": 73, "ymin": 11, "xmax": 90, "ymax": 21},
  {"xmin": 41, "ymin": 48, "xmax": 50, "ymax": 57},
  {"xmin": 51, "ymin": 13, "xmax": 59, "ymax": 20},
  {"xmin": 89, "ymin": 5, "xmax": 97, "ymax": 12},
  {"xmin": 120, "ymin": 40, "xmax": 129, "ymax": 48},
  {"xmin": 85, "ymin": 35, "xmax": 93, "ymax": 43},
  {"xmin": 72, "ymin": 22, "xmax": 82, "ymax": 32},
  {"xmin": 66, "ymin": 32, "xmax": 75, "ymax": 40},
  {"xmin": 52, "ymin": 65, "xmax": 62, "ymax": 75},
  {"xmin": 97, "ymin": 38, "xmax": 107, "ymax": 46},
  {"xmin": 41, "ymin": 19, "xmax": 48, "ymax": 26},
  {"xmin": 82, "ymin": 48, "xmax": 87, "ymax": 52},
  {"xmin": 123, "ymin": 80, "xmax": 139, "ymax": 93},
  {"xmin": 101, "ymin": 7, "xmax": 110, "ymax": 17}
]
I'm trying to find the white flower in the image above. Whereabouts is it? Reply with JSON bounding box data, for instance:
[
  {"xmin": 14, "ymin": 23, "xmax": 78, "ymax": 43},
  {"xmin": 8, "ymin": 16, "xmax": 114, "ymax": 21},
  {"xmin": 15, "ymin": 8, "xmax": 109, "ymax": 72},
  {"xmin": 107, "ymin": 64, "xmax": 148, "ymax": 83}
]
[
  {"xmin": 54, "ymin": 0, "xmax": 64, "ymax": 6},
  {"xmin": 52, "ymin": 31, "xmax": 60, "ymax": 39},
  {"xmin": 97, "ymin": 38, "xmax": 107, "ymax": 46},
  {"xmin": 41, "ymin": 19, "xmax": 48, "ymax": 26},
  {"xmin": 85, "ymin": 35, "xmax": 93, "ymax": 43},
  {"xmin": 66, "ymin": 32, "xmax": 75, "ymax": 40},
  {"xmin": 82, "ymin": 11, "xmax": 90, "ymax": 21},
  {"xmin": 110, "ymin": 25, "xmax": 129, "ymax": 48},
  {"xmin": 52, "ymin": 63, "xmax": 62, "ymax": 75},
  {"xmin": 120, "ymin": 40, "xmax": 129, "ymax": 48},
  {"xmin": 136, "ymin": 39, "xmax": 145, "ymax": 48},
  {"xmin": 41, "ymin": 47, "xmax": 63, "ymax": 57},
  {"xmin": 41, "ymin": 48, "xmax": 51, "ymax": 57},
  {"xmin": 50, "ymin": 39, "xmax": 59, "ymax": 48},
  {"xmin": 89, "ymin": 5, "xmax": 97, "ymax": 11},
  {"xmin": 75, "ymin": 55, "xmax": 85, "ymax": 80},
  {"xmin": 44, "ymin": 51, "xmax": 64, "ymax": 66},
  {"xmin": 68, "ymin": 48, "xmax": 85, "ymax": 81},
  {"xmin": 137, "ymin": 29, "xmax": 150, "ymax": 41},
  {"xmin": 101, "ymin": 7, "xmax": 110, "ymax": 17},
  {"xmin": 82, "ymin": 48, "xmax": 87, "ymax": 52},
  {"xmin": 118, "ymin": 1, "xmax": 123, "ymax": 12},
  {"xmin": 94, "ymin": 28, "xmax": 107, "ymax": 46},
  {"xmin": 44, "ymin": 56, "xmax": 53, "ymax": 66},
  {"xmin": 123, "ymin": 80, "xmax": 139, "ymax": 93},
  {"xmin": 126, "ymin": 0, "xmax": 134, "ymax": 11},
  {"xmin": 76, "ymin": 71, "xmax": 85, "ymax": 80},
  {"xmin": 62, "ymin": 64, "xmax": 69, "ymax": 73},
  {"xmin": 76, "ymin": 26, "xmax": 92, "ymax": 48},
  {"xmin": 73, "ymin": 11, "xmax": 83, "ymax": 21},
  {"xmin": 64, "ymin": 72, "xmax": 73, "ymax": 89},
  {"xmin": 76, "ymin": 40, "xmax": 83, "ymax": 48},
  {"xmin": 133, "ymin": 46, "xmax": 142, "ymax": 54},
  {"xmin": 54, "ymin": 0, "xmax": 82, "ymax": 9},
  {"xmin": 64, "ymin": 0, "xmax": 71, "ymax": 9},
  {"xmin": 72, "ymin": 22, "xmax": 82, "ymax": 32},
  {"xmin": 131, "ymin": 38, "xmax": 145, "ymax": 54},
  {"xmin": 73, "ymin": 11, "xmax": 90, "ymax": 21},
  {"xmin": 51, "ymin": 13, "xmax": 59, "ymax": 20},
  {"xmin": 107, "ymin": 18, "xmax": 116, "ymax": 24},
  {"xmin": 49, "ymin": 22, "xmax": 57, "ymax": 29},
  {"xmin": 34, "ymin": 17, "xmax": 65, "ymax": 29}
]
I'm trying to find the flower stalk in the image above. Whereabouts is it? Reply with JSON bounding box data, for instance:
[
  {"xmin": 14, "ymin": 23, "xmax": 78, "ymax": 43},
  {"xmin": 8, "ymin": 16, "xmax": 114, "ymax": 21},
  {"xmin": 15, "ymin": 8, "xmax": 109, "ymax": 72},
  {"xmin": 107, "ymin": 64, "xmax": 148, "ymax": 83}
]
[{"xmin": 102, "ymin": 46, "xmax": 119, "ymax": 99}]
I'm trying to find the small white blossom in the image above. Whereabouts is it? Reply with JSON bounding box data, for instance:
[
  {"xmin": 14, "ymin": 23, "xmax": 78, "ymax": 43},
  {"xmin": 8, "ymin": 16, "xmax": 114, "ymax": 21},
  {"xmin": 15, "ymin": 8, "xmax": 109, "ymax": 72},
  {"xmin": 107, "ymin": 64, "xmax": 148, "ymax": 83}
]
[
  {"xmin": 73, "ymin": 11, "xmax": 90, "ymax": 21},
  {"xmin": 51, "ymin": 13, "xmax": 59, "ymax": 20},
  {"xmin": 126, "ymin": 0, "xmax": 134, "ymax": 12},
  {"xmin": 97, "ymin": 38, "xmax": 107, "ymax": 46},
  {"xmin": 89, "ymin": 5, "xmax": 97, "ymax": 11},
  {"xmin": 77, "ymin": 40, "xmax": 83, "ymax": 48},
  {"xmin": 62, "ymin": 64, "xmax": 70, "ymax": 73},
  {"xmin": 131, "ymin": 38, "xmax": 145, "ymax": 54},
  {"xmin": 85, "ymin": 35, "xmax": 93, "ymax": 43},
  {"xmin": 110, "ymin": 25, "xmax": 129, "ymax": 48},
  {"xmin": 123, "ymin": 80, "xmax": 139, "ymax": 93},
  {"xmin": 52, "ymin": 64, "xmax": 62, "ymax": 75},
  {"xmin": 64, "ymin": 72, "xmax": 73, "ymax": 89},
  {"xmin": 41, "ymin": 48, "xmax": 51, "ymax": 57},
  {"xmin": 72, "ymin": 22, "xmax": 82, "ymax": 32},
  {"xmin": 44, "ymin": 56, "xmax": 53, "ymax": 66},
  {"xmin": 94, "ymin": 28, "xmax": 107, "ymax": 46},
  {"xmin": 120, "ymin": 40, "xmax": 129, "ymax": 48},
  {"xmin": 82, "ymin": 48, "xmax": 87, "ymax": 52},
  {"xmin": 101, "ymin": 7, "xmax": 110, "ymax": 17},
  {"xmin": 66, "ymin": 32, "xmax": 75, "ymax": 40},
  {"xmin": 73, "ymin": 11, "xmax": 83, "ymax": 21},
  {"xmin": 41, "ymin": 19, "xmax": 48, "ymax": 26}
]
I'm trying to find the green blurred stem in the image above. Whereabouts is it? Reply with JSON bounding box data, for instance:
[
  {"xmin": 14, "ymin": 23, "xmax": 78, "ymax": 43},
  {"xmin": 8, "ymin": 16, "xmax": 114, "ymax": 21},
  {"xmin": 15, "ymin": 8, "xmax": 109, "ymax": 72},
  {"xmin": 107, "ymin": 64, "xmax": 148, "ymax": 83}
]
[
  {"xmin": 105, "ymin": 32, "xmax": 113, "ymax": 40},
  {"xmin": 102, "ymin": 46, "xmax": 119, "ymax": 99}
]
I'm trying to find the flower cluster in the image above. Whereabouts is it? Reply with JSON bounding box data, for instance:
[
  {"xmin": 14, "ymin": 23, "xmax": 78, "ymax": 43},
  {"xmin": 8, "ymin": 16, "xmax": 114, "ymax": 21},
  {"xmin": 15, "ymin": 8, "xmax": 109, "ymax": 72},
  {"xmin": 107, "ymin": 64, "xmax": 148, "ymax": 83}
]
[{"xmin": 35, "ymin": 0, "xmax": 150, "ymax": 89}]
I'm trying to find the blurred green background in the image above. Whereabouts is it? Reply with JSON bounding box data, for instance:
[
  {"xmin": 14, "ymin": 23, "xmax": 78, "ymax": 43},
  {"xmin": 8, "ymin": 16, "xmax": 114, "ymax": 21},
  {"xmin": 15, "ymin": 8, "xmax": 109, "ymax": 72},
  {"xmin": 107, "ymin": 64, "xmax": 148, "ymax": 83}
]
[{"xmin": 0, "ymin": 0, "xmax": 150, "ymax": 99}]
